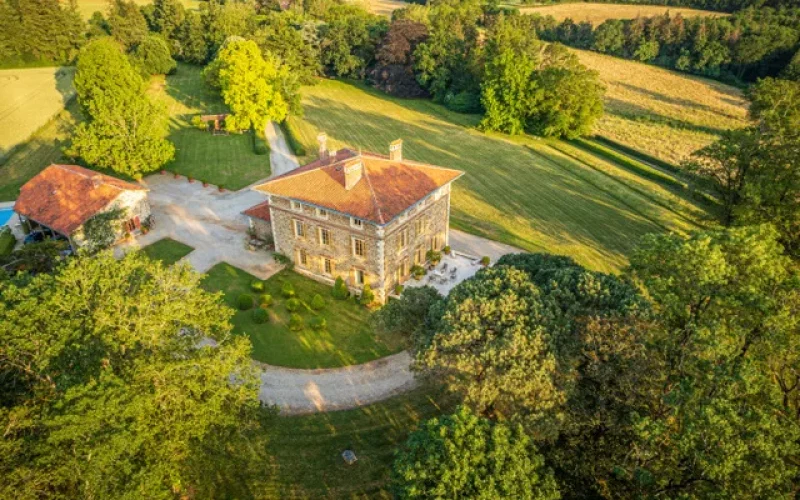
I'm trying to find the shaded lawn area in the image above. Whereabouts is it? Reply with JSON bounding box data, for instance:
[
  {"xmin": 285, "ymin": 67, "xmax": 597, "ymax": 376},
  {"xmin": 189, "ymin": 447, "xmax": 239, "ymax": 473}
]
[
  {"xmin": 148, "ymin": 63, "xmax": 271, "ymax": 190},
  {"xmin": 262, "ymin": 384, "xmax": 456, "ymax": 498},
  {"xmin": 286, "ymin": 79, "xmax": 712, "ymax": 273},
  {"xmin": 202, "ymin": 263, "xmax": 406, "ymax": 368},
  {"xmin": 141, "ymin": 238, "xmax": 194, "ymax": 266}
]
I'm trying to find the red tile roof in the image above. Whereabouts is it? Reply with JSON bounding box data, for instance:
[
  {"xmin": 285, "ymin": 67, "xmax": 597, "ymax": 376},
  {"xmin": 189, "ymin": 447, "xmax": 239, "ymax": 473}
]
[
  {"xmin": 254, "ymin": 149, "xmax": 463, "ymax": 224},
  {"xmin": 14, "ymin": 164, "xmax": 147, "ymax": 236},
  {"xmin": 243, "ymin": 201, "xmax": 271, "ymax": 222}
]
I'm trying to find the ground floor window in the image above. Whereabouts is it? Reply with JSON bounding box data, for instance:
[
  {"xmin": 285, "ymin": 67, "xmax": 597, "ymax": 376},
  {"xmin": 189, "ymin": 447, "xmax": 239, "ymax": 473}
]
[
  {"xmin": 431, "ymin": 234, "xmax": 442, "ymax": 251},
  {"xmin": 395, "ymin": 259, "xmax": 409, "ymax": 284},
  {"xmin": 124, "ymin": 216, "xmax": 141, "ymax": 233},
  {"xmin": 322, "ymin": 257, "xmax": 334, "ymax": 275},
  {"xmin": 296, "ymin": 249, "xmax": 308, "ymax": 267},
  {"xmin": 414, "ymin": 245, "xmax": 425, "ymax": 265},
  {"xmin": 353, "ymin": 268, "xmax": 365, "ymax": 286}
]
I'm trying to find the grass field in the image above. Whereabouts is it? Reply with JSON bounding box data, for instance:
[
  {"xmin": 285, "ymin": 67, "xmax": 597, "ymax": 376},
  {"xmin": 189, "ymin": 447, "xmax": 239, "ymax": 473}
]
[
  {"xmin": 286, "ymin": 79, "xmax": 710, "ymax": 273},
  {"xmin": 202, "ymin": 263, "xmax": 406, "ymax": 368},
  {"xmin": 0, "ymin": 67, "xmax": 75, "ymax": 162},
  {"xmin": 72, "ymin": 0, "xmax": 202, "ymax": 19},
  {"xmin": 263, "ymin": 384, "xmax": 455, "ymax": 498},
  {"xmin": 142, "ymin": 238, "xmax": 194, "ymax": 265},
  {"xmin": 149, "ymin": 63, "xmax": 271, "ymax": 190},
  {"xmin": 518, "ymin": 2, "xmax": 724, "ymax": 23},
  {"xmin": 572, "ymin": 49, "xmax": 750, "ymax": 165}
]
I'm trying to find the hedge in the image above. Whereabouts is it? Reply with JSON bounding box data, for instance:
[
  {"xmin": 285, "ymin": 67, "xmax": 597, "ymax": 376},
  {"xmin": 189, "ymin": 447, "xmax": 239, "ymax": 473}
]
[
  {"xmin": 0, "ymin": 228, "xmax": 15, "ymax": 257},
  {"xmin": 253, "ymin": 307, "xmax": 269, "ymax": 324},
  {"xmin": 252, "ymin": 129, "xmax": 270, "ymax": 156}
]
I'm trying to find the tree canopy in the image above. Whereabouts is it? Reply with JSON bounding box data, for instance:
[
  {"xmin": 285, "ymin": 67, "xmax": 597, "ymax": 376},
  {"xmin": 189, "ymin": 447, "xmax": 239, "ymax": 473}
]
[{"xmin": 131, "ymin": 33, "xmax": 177, "ymax": 75}]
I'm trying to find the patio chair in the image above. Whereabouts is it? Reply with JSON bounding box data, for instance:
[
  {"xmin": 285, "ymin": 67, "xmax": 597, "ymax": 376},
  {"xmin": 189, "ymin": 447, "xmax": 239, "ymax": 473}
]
[
  {"xmin": 442, "ymin": 263, "xmax": 448, "ymax": 272},
  {"xmin": 450, "ymin": 267, "xmax": 458, "ymax": 278}
]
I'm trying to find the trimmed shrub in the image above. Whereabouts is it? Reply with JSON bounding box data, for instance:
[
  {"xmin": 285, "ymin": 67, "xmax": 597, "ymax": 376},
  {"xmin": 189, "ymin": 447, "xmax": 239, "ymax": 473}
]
[
  {"xmin": 359, "ymin": 284, "xmax": 375, "ymax": 306},
  {"xmin": 311, "ymin": 294, "xmax": 325, "ymax": 311},
  {"xmin": 252, "ymin": 307, "xmax": 269, "ymax": 324},
  {"xmin": 285, "ymin": 298, "xmax": 301, "ymax": 312},
  {"xmin": 394, "ymin": 284, "xmax": 404, "ymax": 295},
  {"xmin": 411, "ymin": 265, "xmax": 426, "ymax": 279},
  {"xmin": 443, "ymin": 245, "xmax": 451, "ymax": 255},
  {"xmin": 258, "ymin": 294, "xmax": 273, "ymax": 307},
  {"xmin": 281, "ymin": 281, "xmax": 295, "ymax": 298},
  {"xmin": 332, "ymin": 276, "xmax": 349, "ymax": 300},
  {"xmin": 238, "ymin": 293, "xmax": 254, "ymax": 311},
  {"xmin": 289, "ymin": 313, "xmax": 303, "ymax": 331},
  {"xmin": 308, "ymin": 316, "xmax": 327, "ymax": 331},
  {"xmin": 252, "ymin": 129, "xmax": 269, "ymax": 155},
  {"xmin": 191, "ymin": 115, "xmax": 208, "ymax": 130},
  {"xmin": 426, "ymin": 250, "xmax": 442, "ymax": 265},
  {"xmin": 251, "ymin": 280, "xmax": 265, "ymax": 292},
  {"xmin": 480, "ymin": 256, "xmax": 491, "ymax": 267}
]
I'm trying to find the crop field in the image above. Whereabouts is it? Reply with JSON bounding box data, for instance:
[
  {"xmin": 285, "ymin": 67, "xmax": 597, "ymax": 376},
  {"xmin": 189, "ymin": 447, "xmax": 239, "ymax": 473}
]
[
  {"xmin": 518, "ymin": 3, "xmax": 723, "ymax": 24},
  {"xmin": 0, "ymin": 67, "xmax": 75, "ymax": 163},
  {"xmin": 286, "ymin": 79, "xmax": 711, "ymax": 273},
  {"xmin": 73, "ymin": 0, "xmax": 202, "ymax": 19},
  {"xmin": 149, "ymin": 63, "xmax": 271, "ymax": 189},
  {"xmin": 573, "ymin": 49, "xmax": 750, "ymax": 165}
]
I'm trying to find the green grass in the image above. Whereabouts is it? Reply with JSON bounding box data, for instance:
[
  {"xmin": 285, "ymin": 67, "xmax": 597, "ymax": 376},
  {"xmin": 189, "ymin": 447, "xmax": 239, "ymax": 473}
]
[
  {"xmin": 148, "ymin": 63, "xmax": 271, "ymax": 190},
  {"xmin": 202, "ymin": 263, "xmax": 406, "ymax": 368},
  {"xmin": 141, "ymin": 238, "xmax": 194, "ymax": 266},
  {"xmin": 262, "ymin": 384, "xmax": 456, "ymax": 498},
  {"xmin": 286, "ymin": 79, "xmax": 711, "ymax": 273}
]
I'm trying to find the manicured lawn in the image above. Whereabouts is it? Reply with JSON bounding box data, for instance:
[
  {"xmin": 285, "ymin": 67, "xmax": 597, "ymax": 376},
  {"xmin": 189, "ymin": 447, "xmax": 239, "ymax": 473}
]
[
  {"xmin": 202, "ymin": 263, "xmax": 406, "ymax": 368},
  {"xmin": 286, "ymin": 79, "xmax": 711, "ymax": 273},
  {"xmin": 149, "ymin": 63, "xmax": 271, "ymax": 190},
  {"xmin": 141, "ymin": 238, "xmax": 194, "ymax": 266},
  {"xmin": 263, "ymin": 384, "xmax": 456, "ymax": 498}
]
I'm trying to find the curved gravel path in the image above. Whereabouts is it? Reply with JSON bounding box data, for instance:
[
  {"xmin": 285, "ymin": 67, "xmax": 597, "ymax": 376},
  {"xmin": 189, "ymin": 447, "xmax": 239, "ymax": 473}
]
[{"xmin": 259, "ymin": 351, "xmax": 417, "ymax": 415}]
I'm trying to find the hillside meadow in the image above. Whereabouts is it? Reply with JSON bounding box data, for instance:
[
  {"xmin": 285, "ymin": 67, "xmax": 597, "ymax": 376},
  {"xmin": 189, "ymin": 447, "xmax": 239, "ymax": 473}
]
[
  {"xmin": 72, "ymin": 0, "xmax": 202, "ymax": 19},
  {"xmin": 573, "ymin": 49, "xmax": 750, "ymax": 165},
  {"xmin": 517, "ymin": 2, "xmax": 724, "ymax": 23},
  {"xmin": 286, "ymin": 79, "xmax": 711, "ymax": 273}
]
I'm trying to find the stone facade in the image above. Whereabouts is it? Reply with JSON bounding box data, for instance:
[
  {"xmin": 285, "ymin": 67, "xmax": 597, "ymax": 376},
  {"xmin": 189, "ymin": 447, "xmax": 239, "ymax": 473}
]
[
  {"xmin": 70, "ymin": 191, "xmax": 150, "ymax": 248},
  {"xmin": 270, "ymin": 185, "xmax": 452, "ymax": 303}
]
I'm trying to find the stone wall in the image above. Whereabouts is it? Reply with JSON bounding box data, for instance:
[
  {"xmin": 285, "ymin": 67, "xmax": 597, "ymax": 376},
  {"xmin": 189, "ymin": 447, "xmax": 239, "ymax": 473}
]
[{"xmin": 71, "ymin": 191, "xmax": 150, "ymax": 248}]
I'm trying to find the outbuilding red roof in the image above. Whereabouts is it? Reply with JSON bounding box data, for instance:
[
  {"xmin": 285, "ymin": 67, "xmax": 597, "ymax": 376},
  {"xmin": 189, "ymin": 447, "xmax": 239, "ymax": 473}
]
[
  {"xmin": 13, "ymin": 164, "xmax": 146, "ymax": 236},
  {"xmin": 253, "ymin": 149, "xmax": 463, "ymax": 225},
  {"xmin": 243, "ymin": 201, "xmax": 271, "ymax": 222}
]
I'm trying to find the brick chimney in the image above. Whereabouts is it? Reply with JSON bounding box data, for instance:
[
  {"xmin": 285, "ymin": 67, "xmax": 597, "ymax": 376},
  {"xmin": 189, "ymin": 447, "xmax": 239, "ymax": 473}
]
[
  {"xmin": 344, "ymin": 159, "xmax": 363, "ymax": 190},
  {"xmin": 389, "ymin": 139, "xmax": 403, "ymax": 161},
  {"xmin": 317, "ymin": 132, "xmax": 328, "ymax": 160}
]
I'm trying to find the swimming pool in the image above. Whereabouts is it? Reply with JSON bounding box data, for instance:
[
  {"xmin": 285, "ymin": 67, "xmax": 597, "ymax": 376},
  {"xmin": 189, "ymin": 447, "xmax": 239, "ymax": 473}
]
[{"xmin": 0, "ymin": 208, "xmax": 15, "ymax": 227}]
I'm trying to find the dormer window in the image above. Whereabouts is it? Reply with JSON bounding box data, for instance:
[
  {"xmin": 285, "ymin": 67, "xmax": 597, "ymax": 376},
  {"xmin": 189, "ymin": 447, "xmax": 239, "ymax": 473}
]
[
  {"xmin": 350, "ymin": 217, "xmax": 363, "ymax": 230},
  {"xmin": 316, "ymin": 207, "xmax": 329, "ymax": 219},
  {"xmin": 291, "ymin": 200, "xmax": 303, "ymax": 212}
]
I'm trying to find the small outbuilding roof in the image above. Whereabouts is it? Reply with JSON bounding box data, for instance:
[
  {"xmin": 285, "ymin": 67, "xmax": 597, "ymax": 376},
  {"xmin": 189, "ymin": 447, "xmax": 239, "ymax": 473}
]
[
  {"xmin": 243, "ymin": 201, "xmax": 271, "ymax": 222},
  {"xmin": 14, "ymin": 164, "xmax": 146, "ymax": 236}
]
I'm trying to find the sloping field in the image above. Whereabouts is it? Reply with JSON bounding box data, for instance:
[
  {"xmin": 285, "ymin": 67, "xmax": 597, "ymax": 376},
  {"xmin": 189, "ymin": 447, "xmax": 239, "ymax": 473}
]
[
  {"xmin": 72, "ymin": 0, "xmax": 201, "ymax": 19},
  {"xmin": 518, "ymin": 2, "xmax": 724, "ymax": 24},
  {"xmin": 287, "ymin": 79, "xmax": 710, "ymax": 273},
  {"xmin": 573, "ymin": 49, "xmax": 750, "ymax": 165},
  {"xmin": 0, "ymin": 67, "xmax": 75, "ymax": 162}
]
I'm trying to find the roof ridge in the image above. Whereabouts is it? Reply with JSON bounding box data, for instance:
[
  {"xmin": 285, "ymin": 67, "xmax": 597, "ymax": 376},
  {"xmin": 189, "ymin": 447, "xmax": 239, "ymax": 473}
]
[
  {"xmin": 359, "ymin": 159, "xmax": 385, "ymax": 224},
  {"xmin": 363, "ymin": 155, "xmax": 463, "ymax": 173}
]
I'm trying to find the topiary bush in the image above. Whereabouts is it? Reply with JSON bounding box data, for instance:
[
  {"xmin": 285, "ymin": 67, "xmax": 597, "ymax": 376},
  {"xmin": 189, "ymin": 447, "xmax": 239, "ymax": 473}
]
[
  {"xmin": 258, "ymin": 294, "xmax": 273, "ymax": 307},
  {"xmin": 332, "ymin": 276, "xmax": 349, "ymax": 300},
  {"xmin": 411, "ymin": 265, "xmax": 426, "ymax": 280},
  {"xmin": 238, "ymin": 293, "xmax": 254, "ymax": 311},
  {"xmin": 311, "ymin": 294, "xmax": 325, "ymax": 311},
  {"xmin": 251, "ymin": 280, "xmax": 265, "ymax": 292},
  {"xmin": 252, "ymin": 307, "xmax": 269, "ymax": 324},
  {"xmin": 289, "ymin": 313, "xmax": 303, "ymax": 331},
  {"xmin": 308, "ymin": 316, "xmax": 327, "ymax": 331},
  {"xmin": 282, "ymin": 281, "xmax": 295, "ymax": 298},
  {"xmin": 360, "ymin": 284, "xmax": 375, "ymax": 306},
  {"xmin": 285, "ymin": 297, "xmax": 301, "ymax": 312},
  {"xmin": 480, "ymin": 256, "xmax": 491, "ymax": 267},
  {"xmin": 394, "ymin": 284, "xmax": 404, "ymax": 295},
  {"xmin": 443, "ymin": 245, "xmax": 451, "ymax": 255}
]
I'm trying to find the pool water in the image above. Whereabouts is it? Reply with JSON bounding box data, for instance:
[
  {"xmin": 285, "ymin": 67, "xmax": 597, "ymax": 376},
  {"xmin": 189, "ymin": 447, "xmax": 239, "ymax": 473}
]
[{"xmin": 0, "ymin": 208, "xmax": 15, "ymax": 227}]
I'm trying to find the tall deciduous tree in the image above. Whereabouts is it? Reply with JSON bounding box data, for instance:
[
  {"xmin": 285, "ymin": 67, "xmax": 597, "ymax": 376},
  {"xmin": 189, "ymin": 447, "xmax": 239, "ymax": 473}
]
[
  {"xmin": 392, "ymin": 407, "xmax": 560, "ymax": 500},
  {"xmin": 131, "ymin": 34, "xmax": 177, "ymax": 75},
  {"xmin": 0, "ymin": 0, "xmax": 84, "ymax": 65},
  {"xmin": 106, "ymin": 0, "xmax": 149, "ymax": 49},
  {"xmin": 204, "ymin": 39, "xmax": 293, "ymax": 132},
  {"xmin": 68, "ymin": 38, "xmax": 174, "ymax": 178},
  {"xmin": 0, "ymin": 252, "xmax": 269, "ymax": 498}
]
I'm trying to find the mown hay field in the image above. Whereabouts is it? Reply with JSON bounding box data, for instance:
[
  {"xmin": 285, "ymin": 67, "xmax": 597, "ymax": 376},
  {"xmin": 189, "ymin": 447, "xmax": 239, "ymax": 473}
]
[
  {"xmin": 73, "ymin": 0, "xmax": 202, "ymax": 19},
  {"xmin": 0, "ymin": 67, "xmax": 75, "ymax": 162},
  {"xmin": 518, "ymin": 2, "xmax": 724, "ymax": 24},
  {"xmin": 573, "ymin": 49, "xmax": 750, "ymax": 165},
  {"xmin": 287, "ymin": 79, "xmax": 710, "ymax": 273}
]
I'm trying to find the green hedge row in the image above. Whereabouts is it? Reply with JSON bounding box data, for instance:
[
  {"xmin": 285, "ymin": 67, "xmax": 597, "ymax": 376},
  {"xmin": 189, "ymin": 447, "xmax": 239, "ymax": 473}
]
[
  {"xmin": 280, "ymin": 119, "xmax": 307, "ymax": 157},
  {"xmin": 0, "ymin": 229, "xmax": 16, "ymax": 257}
]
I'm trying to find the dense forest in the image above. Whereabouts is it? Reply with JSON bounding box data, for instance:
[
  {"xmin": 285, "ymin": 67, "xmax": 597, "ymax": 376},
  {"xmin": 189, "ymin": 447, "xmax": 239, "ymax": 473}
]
[
  {"xmin": 520, "ymin": 0, "xmax": 798, "ymax": 13},
  {"xmin": 532, "ymin": 6, "xmax": 800, "ymax": 83}
]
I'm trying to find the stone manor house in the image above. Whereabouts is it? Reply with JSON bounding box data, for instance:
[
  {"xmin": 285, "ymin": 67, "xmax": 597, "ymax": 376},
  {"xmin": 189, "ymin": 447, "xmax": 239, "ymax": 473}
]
[{"xmin": 247, "ymin": 135, "xmax": 463, "ymax": 303}]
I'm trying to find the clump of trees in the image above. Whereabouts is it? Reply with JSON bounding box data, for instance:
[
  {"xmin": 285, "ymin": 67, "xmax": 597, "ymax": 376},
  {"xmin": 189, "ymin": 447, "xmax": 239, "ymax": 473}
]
[
  {"xmin": 533, "ymin": 7, "xmax": 800, "ymax": 83},
  {"xmin": 67, "ymin": 38, "xmax": 174, "ymax": 178},
  {"xmin": 385, "ymin": 223, "xmax": 800, "ymax": 497},
  {"xmin": 0, "ymin": 0, "xmax": 83, "ymax": 66}
]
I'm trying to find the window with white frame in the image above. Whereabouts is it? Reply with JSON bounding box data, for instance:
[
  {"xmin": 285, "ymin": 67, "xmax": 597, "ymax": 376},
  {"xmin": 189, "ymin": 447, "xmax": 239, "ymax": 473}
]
[
  {"xmin": 352, "ymin": 237, "xmax": 366, "ymax": 258},
  {"xmin": 353, "ymin": 268, "xmax": 365, "ymax": 286},
  {"xmin": 350, "ymin": 217, "xmax": 363, "ymax": 230},
  {"xmin": 293, "ymin": 219, "xmax": 306, "ymax": 238},
  {"xmin": 316, "ymin": 207, "xmax": 329, "ymax": 219},
  {"xmin": 296, "ymin": 249, "xmax": 308, "ymax": 267},
  {"xmin": 322, "ymin": 257, "xmax": 334, "ymax": 275},
  {"xmin": 291, "ymin": 200, "xmax": 303, "ymax": 212},
  {"xmin": 318, "ymin": 227, "xmax": 331, "ymax": 246},
  {"xmin": 396, "ymin": 228, "xmax": 408, "ymax": 251}
]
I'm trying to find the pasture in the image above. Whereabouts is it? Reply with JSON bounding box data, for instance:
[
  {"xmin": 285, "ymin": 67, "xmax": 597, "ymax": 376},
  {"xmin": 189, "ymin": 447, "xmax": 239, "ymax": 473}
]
[
  {"xmin": 517, "ymin": 2, "xmax": 724, "ymax": 24},
  {"xmin": 0, "ymin": 67, "xmax": 75, "ymax": 163},
  {"xmin": 573, "ymin": 49, "xmax": 750, "ymax": 165},
  {"xmin": 73, "ymin": 0, "xmax": 202, "ymax": 19},
  {"xmin": 149, "ymin": 63, "xmax": 271, "ymax": 189},
  {"xmin": 286, "ymin": 79, "xmax": 710, "ymax": 273}
]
